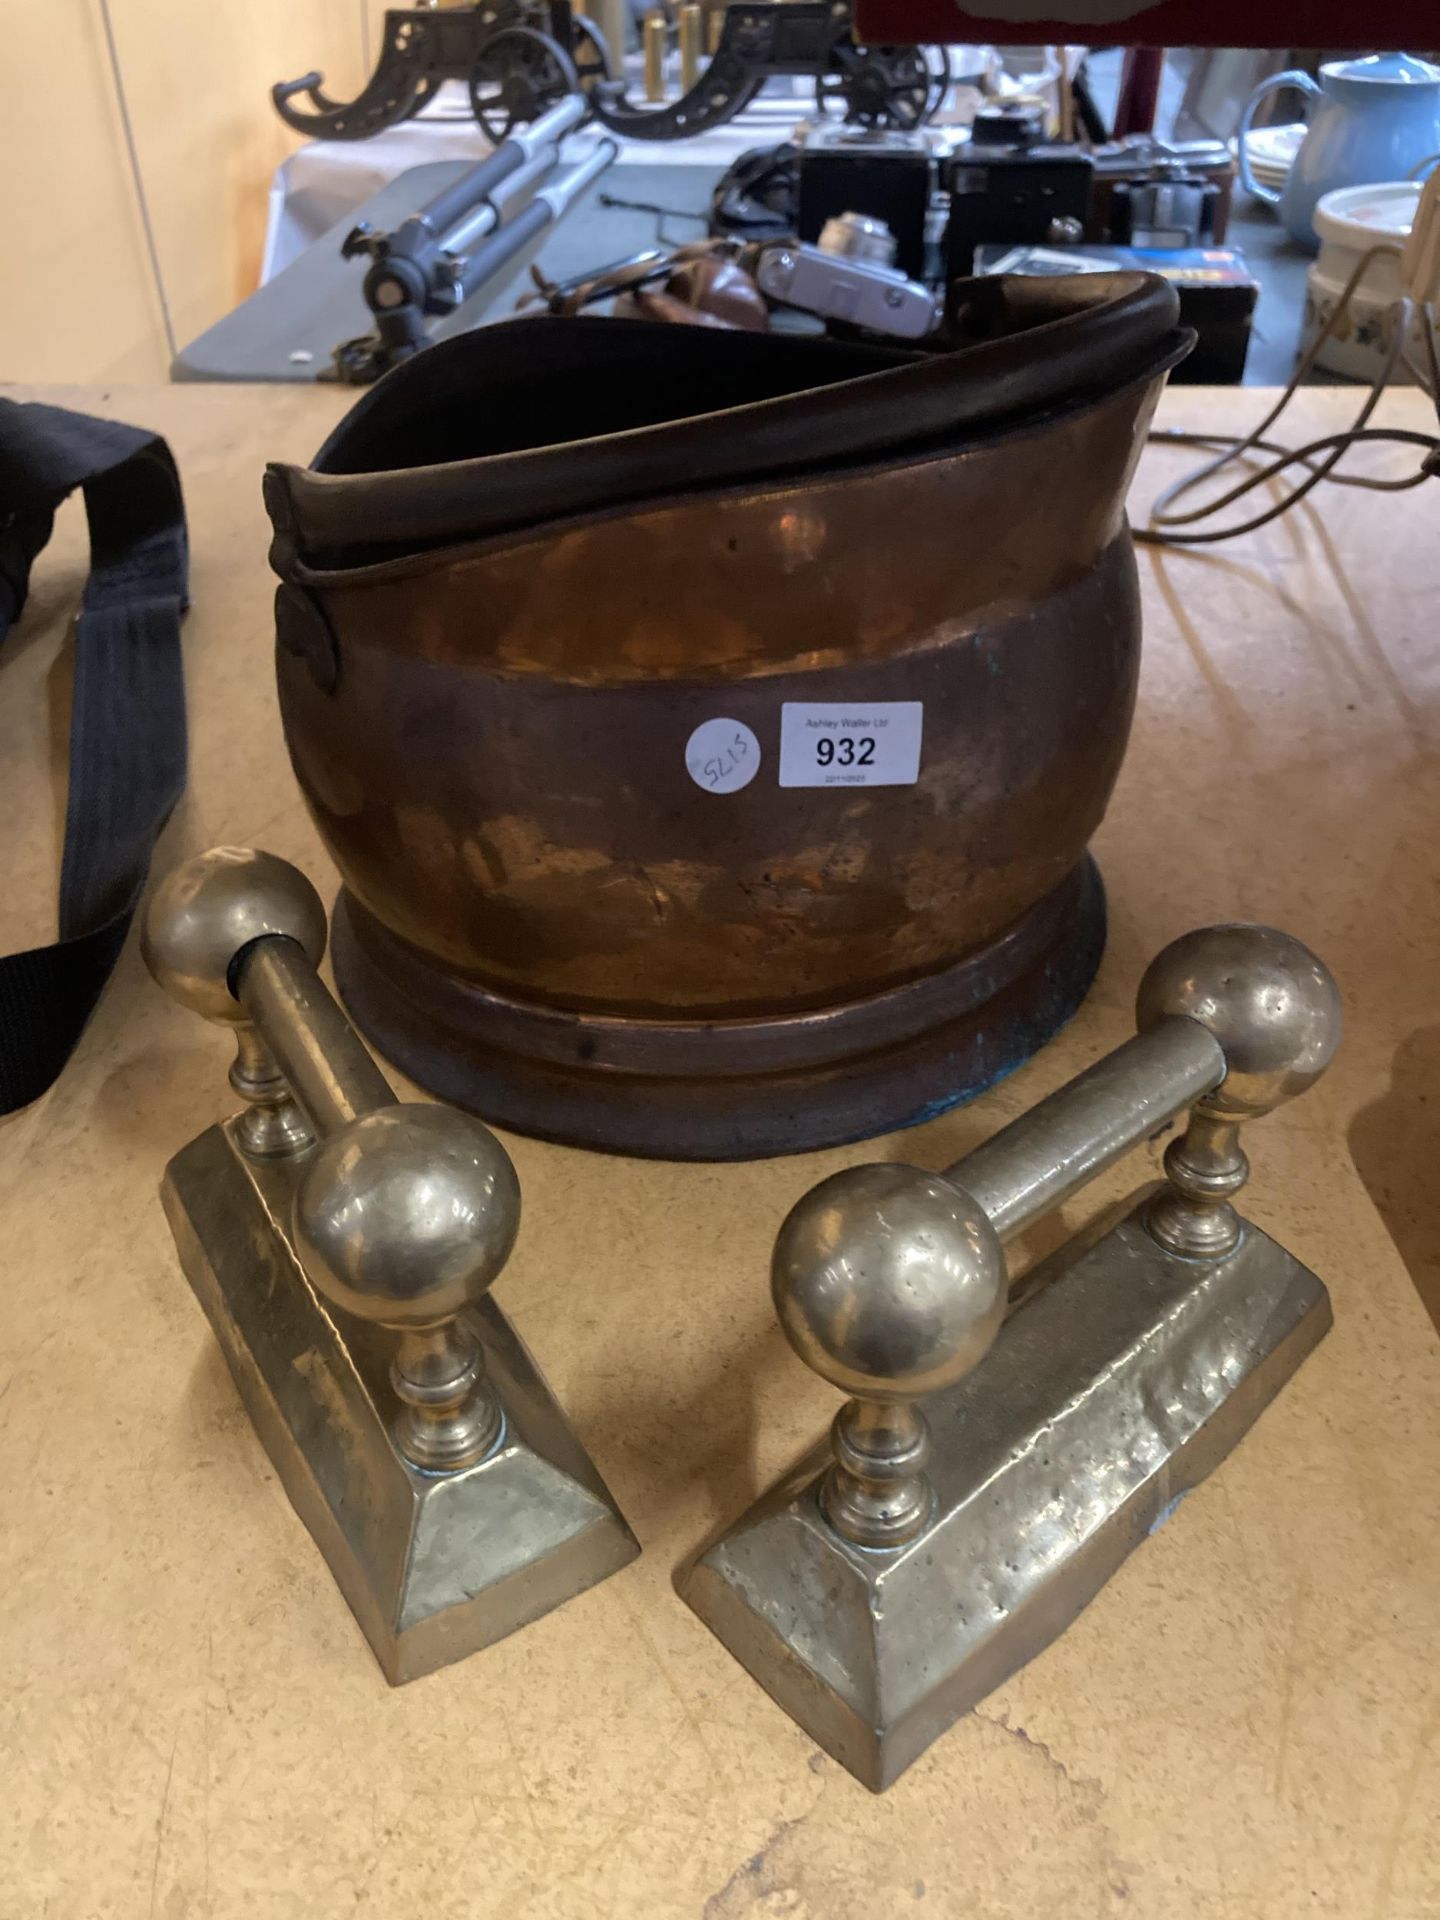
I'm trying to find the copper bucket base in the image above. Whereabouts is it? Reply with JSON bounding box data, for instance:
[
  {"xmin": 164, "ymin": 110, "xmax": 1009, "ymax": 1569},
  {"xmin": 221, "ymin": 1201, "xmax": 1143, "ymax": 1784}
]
[{"xmin": 331, "ymin": 859, "xmax": 1106, "ymax": 1161}]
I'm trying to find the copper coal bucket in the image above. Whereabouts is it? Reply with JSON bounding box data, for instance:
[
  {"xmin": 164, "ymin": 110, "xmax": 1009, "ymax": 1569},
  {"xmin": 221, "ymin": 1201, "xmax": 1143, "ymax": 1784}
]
[{"xmin": 266, "ymin": 280, "xmax": 1188, "ymax": 1157}]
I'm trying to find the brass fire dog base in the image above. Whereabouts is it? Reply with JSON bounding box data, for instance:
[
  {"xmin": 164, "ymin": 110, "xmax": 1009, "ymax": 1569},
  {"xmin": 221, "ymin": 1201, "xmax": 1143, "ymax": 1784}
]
[
  {"xmin": 680, "ymin": 922, "xmax": 1343, "ymax": 1790},
  {"xmin": 144, "ymin": 849, "xmax": 638, "ymax": 1685},
  {"xmin": 163, "ymin": 1122, "xmax": 638, "ymax": 1684},
  {"xmin": 681, "ymin": 1201, "xmax": 1329, "ymax": 1791}
]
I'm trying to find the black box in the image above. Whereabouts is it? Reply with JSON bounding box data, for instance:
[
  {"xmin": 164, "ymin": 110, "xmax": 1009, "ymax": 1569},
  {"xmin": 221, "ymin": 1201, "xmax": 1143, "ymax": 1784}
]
[
  {"xmin": 797, "ymin": 127, "xmax": 936, "ymax": 282},
  {"xmin": 945, "ymin": 140, "xmax": 1094, "ymax": 276}
]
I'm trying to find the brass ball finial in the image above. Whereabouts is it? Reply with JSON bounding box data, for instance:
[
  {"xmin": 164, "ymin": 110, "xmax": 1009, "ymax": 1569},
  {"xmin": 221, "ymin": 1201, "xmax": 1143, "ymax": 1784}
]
[
  {"xmin": 142, "ymin": 847, "xmax": 327, "ymax": 1026},
  {"xmin": 1135, "ymin": 923, "xmax": 1343, "ymax": 1119},
  {"xmin": 293, "ymin": 1104, "xmax": 521, "ymax": 1471},
  {"xmin": 773, "ymin": 1163, "xmax": 1007, "ymax": 1402},
  {"xmin": 293, "ymin": 1104, "xmax": 520, "ymax": 1331},
  {"xmin": 772, "ymin": 1163, "xmax": 1006, "ymax": 1548}
]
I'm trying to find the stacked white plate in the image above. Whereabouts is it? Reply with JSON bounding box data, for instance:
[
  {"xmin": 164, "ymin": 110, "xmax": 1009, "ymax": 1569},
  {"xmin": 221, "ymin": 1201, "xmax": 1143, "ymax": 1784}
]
[{"xmin": 1239, "ymin": 122, "xmax": 1305, "ymax": 193}]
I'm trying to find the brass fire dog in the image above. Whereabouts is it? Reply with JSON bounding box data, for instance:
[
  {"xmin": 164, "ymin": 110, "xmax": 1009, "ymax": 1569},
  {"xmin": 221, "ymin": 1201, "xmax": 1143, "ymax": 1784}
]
[
  {"xmin": 143, "ymin": 848, "xmax": 638, "ymax": 1684},
  {"xmin": 680, "ymin": 922, "xmax": 1341, "ymax": 1789}
]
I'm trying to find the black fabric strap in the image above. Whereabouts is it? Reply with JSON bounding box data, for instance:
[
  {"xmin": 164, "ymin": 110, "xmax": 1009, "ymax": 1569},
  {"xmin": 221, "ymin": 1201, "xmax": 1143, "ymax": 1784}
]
[{"xmin": 0, "ymin": 400, "xmax": 188, "ymax": 1113}]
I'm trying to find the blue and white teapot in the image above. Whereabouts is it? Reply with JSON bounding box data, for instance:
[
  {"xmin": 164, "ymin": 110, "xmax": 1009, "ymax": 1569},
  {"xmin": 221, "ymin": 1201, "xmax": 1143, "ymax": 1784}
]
[{"xmin": 1238, "ymin": 52, "xmax": 1440, "ymax": 251}]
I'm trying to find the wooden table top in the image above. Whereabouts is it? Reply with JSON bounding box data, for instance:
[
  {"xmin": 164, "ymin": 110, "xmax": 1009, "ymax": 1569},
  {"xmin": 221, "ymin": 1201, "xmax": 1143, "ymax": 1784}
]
[{"xmin": 2, "ymin": 379, "xmax": 1438, "ymax": 1920}]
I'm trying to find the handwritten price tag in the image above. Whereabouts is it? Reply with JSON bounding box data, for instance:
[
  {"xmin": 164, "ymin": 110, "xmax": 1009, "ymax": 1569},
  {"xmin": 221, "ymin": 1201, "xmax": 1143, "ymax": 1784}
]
[{"xmin": 684, "ymin": 717, "xmax": 761, "ymax": 794}]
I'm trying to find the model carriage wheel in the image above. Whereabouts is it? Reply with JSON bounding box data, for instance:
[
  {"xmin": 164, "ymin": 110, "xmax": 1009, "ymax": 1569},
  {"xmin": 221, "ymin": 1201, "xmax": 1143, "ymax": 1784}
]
[
  {"xmin": 468, "ymin": 25, "xmax": 580, "ymax": 142},
  {"xmin": 816, "ymin": 44, "xmax": 935, "ymax": 130},
  {"xmin": 925, "ymin": 44, "xmax": 953, "ymax": 121},
  {"xmin": 568, "ymin": 12, "xmax": 613, "ymax": 87}
]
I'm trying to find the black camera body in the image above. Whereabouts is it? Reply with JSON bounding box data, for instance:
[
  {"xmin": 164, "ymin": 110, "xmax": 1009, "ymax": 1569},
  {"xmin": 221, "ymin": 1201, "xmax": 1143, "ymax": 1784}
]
[
  {"xmin": 796, "ymin": 123, "xmax": 938, "ymax": 281},
  {"xmin": 944, "ymin": 102, "xmax": 1094, "ymax": 277}
]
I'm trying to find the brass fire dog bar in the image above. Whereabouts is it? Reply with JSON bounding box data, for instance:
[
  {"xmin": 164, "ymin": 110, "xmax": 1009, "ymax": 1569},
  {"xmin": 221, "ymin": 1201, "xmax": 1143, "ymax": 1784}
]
[
  {"xmin": 680, "ymin": 924, "xmax": 1342, "ymax": 1791},
  {"xmin": 238, "ymin": 934, "xmax": 396, "ymax": 1134},
  {"xmin": 143, "ymin": 848, "xmax": 638, "ymax": 1684},
  {"xmin": 950, "ymin": 1017, "xmax": 1225, "ymax": 1239}
]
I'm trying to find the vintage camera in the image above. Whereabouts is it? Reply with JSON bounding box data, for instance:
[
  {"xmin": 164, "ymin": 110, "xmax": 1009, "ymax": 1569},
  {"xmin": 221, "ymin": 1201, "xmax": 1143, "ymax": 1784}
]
[
  {"xmin": 1089, "ymin": 133, "xmax": 1235, "ymax": 247},
  {"xmin": 752, "ymin": 212, "xmax": 939, "ymax": 339},
  {"xmin": 1107, "ymin": 167, "xmax": 1221, "ymax": 249},
  {"xmin": 944, "ymin": 102, "xmax": 1094, "ymax": 277},
  {"xmin": 796, "ymin": 122, "xmax": 940, "ymax": 281}
]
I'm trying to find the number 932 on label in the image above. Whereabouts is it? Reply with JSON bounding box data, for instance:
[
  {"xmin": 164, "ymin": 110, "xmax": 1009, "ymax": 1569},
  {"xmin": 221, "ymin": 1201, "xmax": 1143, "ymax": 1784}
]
[{"xmin": 778, "ymin": 702, "xmax": 923, "ymax": 789}]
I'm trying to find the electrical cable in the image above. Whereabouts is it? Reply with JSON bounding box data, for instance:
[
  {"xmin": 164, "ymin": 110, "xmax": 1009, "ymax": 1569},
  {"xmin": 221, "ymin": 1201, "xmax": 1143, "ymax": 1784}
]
[
  {"xmin": 1406, "ymin": 296, "xmax": 1440, "ymax": 395},
  {"xmin": 1136, "ymin": 243, "xmax": 1440, "ymax": 546},
  {"xmin": 597, "ymin": 191, "xmax": 710, "ymax": 248},
  {"xmin": 1149, "ymin": 426, "xmax": 1440, "ymax": 489}
]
